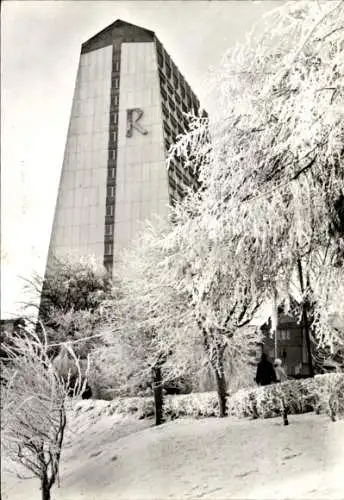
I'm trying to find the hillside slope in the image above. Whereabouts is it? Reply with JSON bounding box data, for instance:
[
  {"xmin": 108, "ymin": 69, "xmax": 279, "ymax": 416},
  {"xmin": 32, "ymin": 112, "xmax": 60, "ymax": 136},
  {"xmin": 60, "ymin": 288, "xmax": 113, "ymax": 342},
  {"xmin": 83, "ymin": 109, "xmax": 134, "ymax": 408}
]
[{"xmin": 2, "ymin": 404, "xmax": 344, "ymax": 500}]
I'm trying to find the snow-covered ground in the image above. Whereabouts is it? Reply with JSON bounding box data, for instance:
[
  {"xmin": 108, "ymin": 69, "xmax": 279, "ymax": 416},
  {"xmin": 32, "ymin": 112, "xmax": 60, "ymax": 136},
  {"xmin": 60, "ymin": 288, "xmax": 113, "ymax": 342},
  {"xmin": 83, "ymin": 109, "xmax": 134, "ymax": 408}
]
[{"xmin": 2, "ymin": 403, "xmax": 344, "ymax": 500}]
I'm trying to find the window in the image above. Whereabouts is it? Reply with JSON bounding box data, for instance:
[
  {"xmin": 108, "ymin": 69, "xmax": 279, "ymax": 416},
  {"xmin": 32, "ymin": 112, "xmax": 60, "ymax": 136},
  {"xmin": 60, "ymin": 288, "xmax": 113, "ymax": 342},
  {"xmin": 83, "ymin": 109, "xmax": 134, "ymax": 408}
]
[
  {"xmin": 183, "ymin": 172, "xmax": 190, "ymax": 186},
  {"xmin": 177, "ymin": 186, "xmax": 185, "ymax": 198},
  {"xmin": 170, "ymin": 116, "xmax": 178, "ymax": 130},
  {"xmin": 106, "ymin": 205, "xmax": 114, "ymax": 216},
  {"xmin": 115, "ymin": 60, "xmax": 120, "ymax": 72},
  {"xmin": 113, "ymin": 95, "xmax": 119, "ymax": 106},
  {"xmin": 164, "ymin": 123, "xmax": 172, "ymax": 137},
  {"xmin": 168, "ymin": 98, "xmax": 176, "ymax": 112},
  {"xmin": 156, "ymin": 39, "xmax": 163, "ymax": 55},
  {"xmin": 114, "ymin": 78, "xmax": 119, "ymax": 89},
  {"xmin": 109, "ymin": 149, "xmax": 116, "ymax": 160},
  {"xmin": 108, "ymin": 167, "xmax": 116, "ymax": 179},
  {"xmin": 169, "ymin": 177, "xmax": 177, "ymax": 190},
  {"xmin": 165, "ymin": 63, "xmax": 171, "ymax": 79},
  {"xmin": 175, "ymin": 168, "xmax": 183, "ymax": 183},
  {"xmin": 280, "ymin": 330, "xmax": 291, "ymax": 341},
  {"xmin": 105, "ymin": 243, "xmax": 113, "ymax": 256},
  {"xmin": 105, "ymin": 224, "xmax": 113, "ymax": 236},
  {"xmin": 159, "ymin": 70, "xmax": 166, "ymax": 86},
  {"xmin": 112, "ymin": 131, "xmax": 117, "ymax": 142},
  {"xmin": 173, "ymin": 73, "xmax": 179, "ymax": 89},
  {"xmin": 161, "ymin": 102, "xmax": 169, "ymax": 119},
  {"xmin": 107, "ymin": 186, "xmax": 115, "ymax": 197},
  {"xmin": 157, "ymin": 52, "xmax": 164, "ymax": 68}
]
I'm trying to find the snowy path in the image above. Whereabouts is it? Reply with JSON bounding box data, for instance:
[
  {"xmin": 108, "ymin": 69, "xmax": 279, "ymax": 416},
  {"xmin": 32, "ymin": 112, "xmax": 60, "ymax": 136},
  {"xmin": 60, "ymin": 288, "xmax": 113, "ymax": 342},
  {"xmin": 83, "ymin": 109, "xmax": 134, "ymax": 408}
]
[{"xmin": 2, "ymin": 412, "xmax": 344, "ymax": 500}]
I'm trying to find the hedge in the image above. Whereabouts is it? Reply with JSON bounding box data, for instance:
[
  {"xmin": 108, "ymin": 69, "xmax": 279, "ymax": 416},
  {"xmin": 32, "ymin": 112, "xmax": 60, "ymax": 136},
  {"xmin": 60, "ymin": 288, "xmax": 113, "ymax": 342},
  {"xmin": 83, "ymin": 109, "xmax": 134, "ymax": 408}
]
[{"xmin": 74, "ymin": 373, "xmax": 344, "ymax": 422}]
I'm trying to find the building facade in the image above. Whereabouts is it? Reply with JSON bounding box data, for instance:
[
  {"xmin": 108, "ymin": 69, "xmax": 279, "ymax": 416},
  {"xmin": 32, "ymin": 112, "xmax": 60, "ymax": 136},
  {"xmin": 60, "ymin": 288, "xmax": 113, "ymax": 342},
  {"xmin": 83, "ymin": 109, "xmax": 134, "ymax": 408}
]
[
  {"xmin": 259, "ymin": 313, "xmax": 310, "ymax": 377},
  {"xmin": 47, "ymin": 20, "xmax": 201, "ymax": 275}
]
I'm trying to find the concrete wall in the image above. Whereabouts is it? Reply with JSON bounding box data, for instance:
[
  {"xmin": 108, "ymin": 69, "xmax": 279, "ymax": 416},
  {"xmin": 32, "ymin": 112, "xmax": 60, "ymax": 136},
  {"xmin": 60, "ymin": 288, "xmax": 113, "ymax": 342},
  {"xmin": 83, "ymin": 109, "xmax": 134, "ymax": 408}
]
[
  {"xmin": 114, "ymin": 41, "xmax": 169, "ymax": 251},
  {"xmin": 48, "ymin": 45, "xmax": 112, "ymax": 263}
]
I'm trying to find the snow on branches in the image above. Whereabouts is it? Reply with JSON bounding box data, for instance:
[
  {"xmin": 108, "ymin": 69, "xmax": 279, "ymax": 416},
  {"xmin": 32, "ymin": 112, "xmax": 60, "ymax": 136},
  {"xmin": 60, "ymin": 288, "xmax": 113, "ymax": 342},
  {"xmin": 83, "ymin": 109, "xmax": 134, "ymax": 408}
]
[
  {"xmin": 169, "ymin": 0, "xmax": 344, "ymax": 351},
  {"xmin": 1, "ymin": 327, "xmax": 86, "ymax": 499},
  {"xmin": 96, "ymin": 220, "xmax": 200, "ymax": 393}
]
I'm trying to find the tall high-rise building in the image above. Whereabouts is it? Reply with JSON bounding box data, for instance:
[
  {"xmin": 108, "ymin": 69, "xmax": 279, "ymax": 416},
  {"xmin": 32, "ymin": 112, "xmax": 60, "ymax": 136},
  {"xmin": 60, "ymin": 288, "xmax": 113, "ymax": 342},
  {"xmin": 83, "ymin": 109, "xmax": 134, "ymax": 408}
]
[{"xmin": 47, "ymin": 20, "xmax": 202, "ymax": 274}]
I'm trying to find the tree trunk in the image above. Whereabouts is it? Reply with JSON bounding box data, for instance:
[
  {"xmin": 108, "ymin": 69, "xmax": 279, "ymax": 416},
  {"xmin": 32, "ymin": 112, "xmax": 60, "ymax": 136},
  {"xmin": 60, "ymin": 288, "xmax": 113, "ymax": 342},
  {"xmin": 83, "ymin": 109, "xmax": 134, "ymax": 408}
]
[
  {"xmin": 297, "ymin": 259, "xmax": 314, "ymax": 377},
  {"xmin": 41, "ymin": 473, "xmax": 51, "ymax": 500},
  {"xmin": 214, "ymin": 359, "xmax": 228, "ymax": 418},
  {"xmin": 152, "ymin": 366, "xmax": 164, "ymax": 426}
]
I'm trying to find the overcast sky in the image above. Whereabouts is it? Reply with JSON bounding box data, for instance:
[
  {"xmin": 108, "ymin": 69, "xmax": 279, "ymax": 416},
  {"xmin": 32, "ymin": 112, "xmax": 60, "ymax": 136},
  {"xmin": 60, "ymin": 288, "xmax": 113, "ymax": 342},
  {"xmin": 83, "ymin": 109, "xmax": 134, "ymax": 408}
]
[{"xmin": 1, "ymin": 0, "xmax": 283, "ymax": 318}]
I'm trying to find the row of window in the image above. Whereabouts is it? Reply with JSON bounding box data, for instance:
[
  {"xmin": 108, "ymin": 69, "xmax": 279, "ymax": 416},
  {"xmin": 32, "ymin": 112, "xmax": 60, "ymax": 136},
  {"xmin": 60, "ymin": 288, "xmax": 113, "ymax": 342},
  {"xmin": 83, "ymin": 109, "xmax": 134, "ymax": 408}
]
[
  {"xmin": 104, "ymin": 50, "xmax": 121, "ymax": 263},
  {"xmin": 162, "ymin": 102, "xmax": 187, "ymax": 130},
  {"xmin": 161, "ymin": 101, "xmax": 190, "ymax": 146},
  {"xmin": 168, "ymin": 177, "xmax": 185, "ymax": 201},
  {"xmin": 169, "ymin": 154, "xmax": 200, "ymax": 194},
  {"xmin": 156, "ymin": 41, "xmax": 199, "ymax": 109},
  {"xmin": 159, "ymin": 73, "xmax": 197, "ymax": 112},
  {"xmin": 156, "ymin": 40, "xmax": 196, "ymax": 103},
  {"xmin": 160, "ymin": 79, "xmax": 194, "ymax": 115},
  {"xmin": 170, "ymin": 161, "xmax": 193, "ymax": 187}
]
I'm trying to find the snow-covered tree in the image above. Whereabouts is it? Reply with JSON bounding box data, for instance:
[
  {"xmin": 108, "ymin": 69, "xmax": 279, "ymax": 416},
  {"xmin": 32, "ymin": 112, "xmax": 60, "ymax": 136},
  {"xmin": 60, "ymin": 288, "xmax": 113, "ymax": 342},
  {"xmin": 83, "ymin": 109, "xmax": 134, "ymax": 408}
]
[
  {"xmin": 170, "ymin": 0, "xmax": 344, "ymax": 370},
  {"xmin": 95, "ymin": 221, "xmax": 199, "ymax": 424},
  {"xmin": 1, "ymin": 328, "xmax": 86, "ymax": 500},
  {"xmin": 23, "ymin": 256, "xmax": 112, "ymax": 359},
  {"xmin": 163, "ymin": 198, "xmax": 265, "ymax": 416}
]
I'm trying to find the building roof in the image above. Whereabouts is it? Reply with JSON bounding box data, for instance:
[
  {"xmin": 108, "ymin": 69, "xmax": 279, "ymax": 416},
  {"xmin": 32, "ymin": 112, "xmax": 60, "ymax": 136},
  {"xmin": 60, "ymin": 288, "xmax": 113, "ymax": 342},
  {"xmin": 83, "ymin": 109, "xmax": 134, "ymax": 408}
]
[{"xmin": 82, "ymin": 19, "xmax": 155, "ymax": 53}]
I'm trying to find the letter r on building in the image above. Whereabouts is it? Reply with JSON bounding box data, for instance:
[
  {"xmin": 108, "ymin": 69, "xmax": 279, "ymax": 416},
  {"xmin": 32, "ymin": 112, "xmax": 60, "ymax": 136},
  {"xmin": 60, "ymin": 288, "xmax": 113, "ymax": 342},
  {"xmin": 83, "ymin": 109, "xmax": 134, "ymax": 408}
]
[{"xmin": 126, "ymin": 108, "xmax": 148, "ymax": 137}]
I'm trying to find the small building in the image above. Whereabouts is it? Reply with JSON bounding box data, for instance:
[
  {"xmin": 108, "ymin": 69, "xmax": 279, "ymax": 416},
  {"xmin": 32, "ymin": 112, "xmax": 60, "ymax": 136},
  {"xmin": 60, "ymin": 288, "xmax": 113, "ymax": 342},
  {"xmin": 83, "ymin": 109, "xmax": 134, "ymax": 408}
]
[
  {"xmin": 250, "ymin": 302, "xmax": 311, "ymax": 377},
  {"xmin": 259, "ymin": 313, "xmax": 310, "ymax": 377}
]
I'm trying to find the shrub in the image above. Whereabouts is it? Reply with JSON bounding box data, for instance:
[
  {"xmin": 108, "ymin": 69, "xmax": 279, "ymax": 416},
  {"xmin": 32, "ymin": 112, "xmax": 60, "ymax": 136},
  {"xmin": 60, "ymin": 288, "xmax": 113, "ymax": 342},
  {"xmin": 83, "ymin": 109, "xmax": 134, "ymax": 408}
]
[
  {"xmin": 227, "ymin": 378, "xmax": 317, "ymax": 419},
  {"xmin": 163, "ymin": 392, "xmax": 219, "ymax": 419},
  {"xmin": 74, "ymin": 373, "xmax": 344, "ymax": 423},
  {"xmin": 74, "ymin": 396, "xmax": 155, "ymax": 420},
  {"xmin": 314, "ymin": 373, "xmax": 344, "ymax": 420},
  {"xmin": 227, "ymin": 373, "xmax": 344, "ymax": 420}
]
